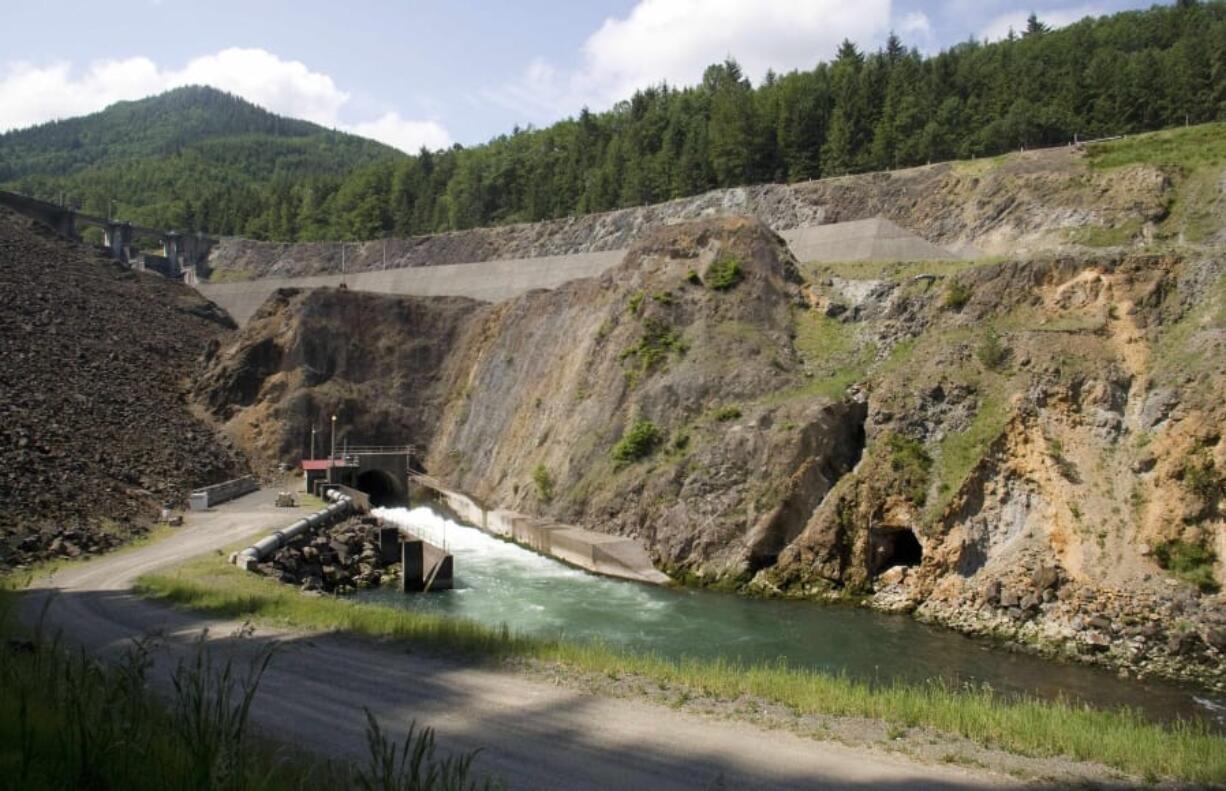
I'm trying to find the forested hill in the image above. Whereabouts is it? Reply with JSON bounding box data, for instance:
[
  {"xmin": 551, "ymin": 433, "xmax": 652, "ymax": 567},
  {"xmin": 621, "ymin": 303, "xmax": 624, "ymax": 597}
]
[
  {"xmin": 0, "ymin": 86, "xmax": 401, "ymax": 232},
  {"xmin": 5, "ymin": 2, "xmax": 1226, "ymax": 243}
]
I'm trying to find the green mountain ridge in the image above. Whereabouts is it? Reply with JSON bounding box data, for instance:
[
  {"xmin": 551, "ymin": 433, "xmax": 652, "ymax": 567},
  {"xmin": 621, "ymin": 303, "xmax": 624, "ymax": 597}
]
[
  {"xmin": 3, "ymin": 2, "xmax": 1225, "ymax": 242},
  {"xmin": 0, "ymin": 85, "xmax": 402, "ymax": 232}
]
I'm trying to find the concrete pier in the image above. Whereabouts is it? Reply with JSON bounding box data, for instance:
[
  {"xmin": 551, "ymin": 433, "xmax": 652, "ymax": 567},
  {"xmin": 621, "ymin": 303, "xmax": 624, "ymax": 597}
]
[{"xmin": 413, "ymin": 475, "xmax": 670, "ymax": 586}]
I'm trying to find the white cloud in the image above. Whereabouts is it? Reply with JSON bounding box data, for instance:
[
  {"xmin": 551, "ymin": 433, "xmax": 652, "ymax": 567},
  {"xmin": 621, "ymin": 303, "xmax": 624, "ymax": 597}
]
[
  {"xmin": 899, "ymin": 11, "xmax": 932, "ymax": 37},
  {"xmin": 483, "ymin": 0, "xmax": 892, "ymax": 123},
  {"xmin": 979, "ymin": 4, "xmax": 1105, "ymax": 41},
  {"xmin": 349, "ymin": 113, "xmax": 452, "ymax": 154},
  {"xmin": 0, "ymin": 48, "xmax": 451, "ymax": 153}
]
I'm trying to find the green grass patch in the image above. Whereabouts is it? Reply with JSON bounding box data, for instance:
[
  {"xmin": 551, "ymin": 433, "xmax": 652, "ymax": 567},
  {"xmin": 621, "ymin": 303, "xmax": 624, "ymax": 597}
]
[
  {"xmin": 712, "ymin": 405, "xmax": 742, "ymax": 422},
  {"xmin": 1086, "ymin": 123, "xmax": 1226, "ymax": 174},
  {"xmin": 1066, "ymin": 219, "xmax": 1144, "ymax": 247},
  {"xmin": 929, "ymin": 386, "xmax": 1010, "ymax": 520},
  {"xmin": 132, "ymin": 558, "xmax": 1226, "ymax": 785},
  {"xmin": 773, "ymin": 309, "xmax": 874, "ymax": 402},
  {"xmin": 1154, "ymin": 540, "xmax": 1220, "ymax": 594}
]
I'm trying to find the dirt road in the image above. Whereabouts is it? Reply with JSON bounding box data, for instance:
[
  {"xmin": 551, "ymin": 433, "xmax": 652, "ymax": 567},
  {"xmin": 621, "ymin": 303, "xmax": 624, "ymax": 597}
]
[{"xmin": 20, "ymin": 488, "xmax": 1015, "ymax": 790}]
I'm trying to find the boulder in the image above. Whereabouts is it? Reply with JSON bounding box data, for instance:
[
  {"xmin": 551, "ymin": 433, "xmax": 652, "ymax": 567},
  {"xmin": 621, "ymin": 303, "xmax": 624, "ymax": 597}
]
[{"xmin": 1032, "ymin": 565, "xmax": 1061, "ymax": 592}]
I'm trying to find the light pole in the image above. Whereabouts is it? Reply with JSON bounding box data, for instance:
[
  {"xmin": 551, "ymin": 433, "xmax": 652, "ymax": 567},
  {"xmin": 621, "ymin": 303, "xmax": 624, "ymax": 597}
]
[
  {"xmin": 310, "ymin": 425, "xmax": 317, "ymax": 460},
  {"xmin": 329, "ymin": 414, "xmax": 337, "ymax": 483}
]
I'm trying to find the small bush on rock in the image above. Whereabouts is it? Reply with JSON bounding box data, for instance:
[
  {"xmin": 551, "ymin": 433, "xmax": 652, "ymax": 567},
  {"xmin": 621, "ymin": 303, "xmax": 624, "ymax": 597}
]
[
  {"xmin": 612, "ymin": 420, "xmax": 664, "ymax": 464},
  {"xmin": 532, "ymin": 464, "xmax": 555, "ymax": 504},
  {"xmin": 706, "ymin": 256, "xmax": 743, "ymax": 291},
  {"xmin": 713, "ymin": 405, "xmax": 742, "ymax": 422},
  {"xmin": 943, "ymin": 280, "xmax": 971, "ymax": 309},
  {"xmin": 976, "ymin": 329, "xmax": 1009, "ymax": 371},
  {"xmin": 1154, "ymin": 540, "xmax": 1220, "ymax": 593}
]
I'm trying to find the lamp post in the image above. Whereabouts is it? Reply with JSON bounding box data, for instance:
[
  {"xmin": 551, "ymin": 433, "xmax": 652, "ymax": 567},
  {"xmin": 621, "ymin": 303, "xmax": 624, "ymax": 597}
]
[
  {"xmin": 310, "ymin": 426, "xmax": 317, "ymax": 460},
  {"xmin": 329, "ymin": 414, "xmax": 337, "ymax": 483}
]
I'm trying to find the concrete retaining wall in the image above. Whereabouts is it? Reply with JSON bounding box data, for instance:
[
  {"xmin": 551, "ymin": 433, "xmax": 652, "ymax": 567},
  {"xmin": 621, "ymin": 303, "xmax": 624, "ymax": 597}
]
[
  {"xmin": 198, "ymin": 250, "xmax": 625, "ymax": 325},
  {"xmin": 189, "ymin": 475, "xmax": 259, "ymax": 510},
  {"xmin": 413, "ymin": 478, "xmax": 669, "ymax": 585}
]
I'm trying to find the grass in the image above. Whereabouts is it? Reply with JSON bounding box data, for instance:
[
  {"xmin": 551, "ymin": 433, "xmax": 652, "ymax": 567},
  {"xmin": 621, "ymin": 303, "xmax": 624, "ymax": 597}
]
[
  {"xmin": 1086, "ymin": 123, "xmax": 1226, "ymax": 243},
  {"xmin": 712, "ymin": 405, "xmax": 742, "ymax": 422},
  {"xmin": 1086, "ymin": 122, "xmax": 1226, "ymax": 174},
  {"xmin": 132, "ymin": 558, "xmax": 1226, "ymax": 785},
  {"xmin": 928, "ymin": 385, "xmax": 1010, "ymax": 520},
  {"xmin": 778, "ymin": 309, "xmax": 875, "ymax": 402},
  {"xmin": 1154, "ymin": 540, "xmax": 1220, "ymax": 594}
]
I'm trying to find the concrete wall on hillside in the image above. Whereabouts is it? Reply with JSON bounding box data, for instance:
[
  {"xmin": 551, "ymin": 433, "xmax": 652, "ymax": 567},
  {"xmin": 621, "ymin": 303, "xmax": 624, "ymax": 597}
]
[
  {"xmin": 197, "ymin": 221, "xmax": 968, "ymax": 326},
  {"xmin": 198, "ymin": 250, "xmax": 625, "ymax": 325}
]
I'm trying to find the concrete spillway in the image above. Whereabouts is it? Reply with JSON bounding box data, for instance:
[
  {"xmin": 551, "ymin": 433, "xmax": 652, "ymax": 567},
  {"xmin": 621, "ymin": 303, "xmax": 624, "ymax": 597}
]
[{"xmin": 196, "ymin": 219, "xmax": 971, "ymax": 326}]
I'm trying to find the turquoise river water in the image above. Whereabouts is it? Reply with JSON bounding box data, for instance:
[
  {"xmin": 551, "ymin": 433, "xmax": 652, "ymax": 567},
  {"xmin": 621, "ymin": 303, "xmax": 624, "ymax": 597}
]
[{"xmin": 359, "ymin": 506, "xmax": 1225, "ymax": 730}]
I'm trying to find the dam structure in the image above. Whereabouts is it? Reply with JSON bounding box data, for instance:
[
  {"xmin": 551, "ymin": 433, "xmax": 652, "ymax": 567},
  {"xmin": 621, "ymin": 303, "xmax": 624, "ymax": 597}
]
[{"xmin": 197, "ymin": 216, "xmax": 968, "ymax": 325}]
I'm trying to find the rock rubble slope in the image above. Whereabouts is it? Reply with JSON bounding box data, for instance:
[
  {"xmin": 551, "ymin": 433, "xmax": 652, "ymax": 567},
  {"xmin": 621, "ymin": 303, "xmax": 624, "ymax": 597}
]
[{"xmin": 0, "ymin": 208, "xmax": 246, "ymax": 569}]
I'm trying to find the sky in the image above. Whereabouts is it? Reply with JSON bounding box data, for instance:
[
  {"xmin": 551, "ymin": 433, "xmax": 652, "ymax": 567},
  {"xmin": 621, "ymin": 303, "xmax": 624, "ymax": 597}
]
[{"xmin": 0, "ymin": 0, "xmax": 1163, "ymax": 153}]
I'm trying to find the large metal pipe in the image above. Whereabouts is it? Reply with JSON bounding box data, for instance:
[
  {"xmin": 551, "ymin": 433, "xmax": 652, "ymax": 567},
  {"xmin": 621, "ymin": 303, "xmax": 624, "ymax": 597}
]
[{"xmin": 233, "ymin": 491, "xmax": 352, "ymax": 570}]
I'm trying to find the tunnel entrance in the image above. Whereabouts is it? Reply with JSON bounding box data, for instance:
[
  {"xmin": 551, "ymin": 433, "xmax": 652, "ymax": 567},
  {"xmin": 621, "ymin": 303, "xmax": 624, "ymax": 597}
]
[
  {"xmin": 355, "ymin": 469, "xmax": 406, "ymax": 508},
  {"xmin": 870, "ymin": 527, "xmax": 923, "ymax": 576}
]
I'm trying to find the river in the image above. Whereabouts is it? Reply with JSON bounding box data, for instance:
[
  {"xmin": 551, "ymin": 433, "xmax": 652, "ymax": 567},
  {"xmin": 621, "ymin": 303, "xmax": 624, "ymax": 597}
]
[{"xmin": 360, "ymin": 505, "xmax": 1225, "ymax": 730}]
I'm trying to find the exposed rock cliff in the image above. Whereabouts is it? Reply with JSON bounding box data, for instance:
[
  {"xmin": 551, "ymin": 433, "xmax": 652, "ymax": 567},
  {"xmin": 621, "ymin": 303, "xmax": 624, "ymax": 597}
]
[{"xmin": 196, "ymin": 216, "xmax": 1226, "ymax": 686}]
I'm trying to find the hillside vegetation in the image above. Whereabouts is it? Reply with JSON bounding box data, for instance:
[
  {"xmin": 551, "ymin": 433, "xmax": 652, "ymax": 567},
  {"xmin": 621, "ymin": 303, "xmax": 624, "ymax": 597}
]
[
  {"xmin": 4, "ymin": 2, "xmax": 1226, "ymax": 243},
  {"xmin": 0, "ymin": 86, "xmax": 398, "ymax": 235}
]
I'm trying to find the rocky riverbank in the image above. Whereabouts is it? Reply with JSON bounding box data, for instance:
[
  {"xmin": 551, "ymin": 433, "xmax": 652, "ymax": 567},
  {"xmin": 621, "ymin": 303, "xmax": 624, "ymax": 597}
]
[{"xmin": 870, "ymin": 558, "xmax": 1226, "ymax": 692}]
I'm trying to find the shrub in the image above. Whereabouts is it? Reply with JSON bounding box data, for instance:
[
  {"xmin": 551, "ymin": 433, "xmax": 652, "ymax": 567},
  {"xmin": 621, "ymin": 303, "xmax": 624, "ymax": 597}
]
[
  {"xmin": 651, "ymin": 291, "xmax": 675, "ymax": 305},
  {"xmin": 888, "ymin": 433, "xmax": 933, "ymax": 506},
  {"xmin": 684, "ymin": 269, "xmax": 702, "ymax": 286},
  {"xmin": 1154, "ymin": 540, "xmax": 1220, "ymax": 593},
  {"xmin": 943, "ymin": 280, "xmax": 971, "ymax": 310},
  {"xmin": 612, "ymin": 420, "xmax": 664, "ymax": 463},
  {"xmin": 976, "ymin": 329, "xmax": 1009, "ymax": 371},
  {"xmin": 705, "ymin": 256, "xmax": 743, "ymax": 291},
  {"xmin": 531, "ymin": 464, "xmax": 554, "ymax": 504},
  {"xmin": 713, "ymin": 405, "xmax": 742, "ymax": 422},
  {"xmin": 627, "ymin": 292, "xmax": 644, "ymax": 314},
  {"xmin": 619, "ymin": 317, "xmax": 686, "ymax": 376},
  {"xmin": 1182, "ymin": 453, "xmax": 1223, "ymax": 502}
]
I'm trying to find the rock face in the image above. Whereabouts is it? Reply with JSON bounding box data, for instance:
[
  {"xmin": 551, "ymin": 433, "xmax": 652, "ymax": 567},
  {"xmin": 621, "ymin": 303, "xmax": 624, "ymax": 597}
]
[
  {"xmin": 205, "ymin": 146, "xmax": 1170, "ymax": 279},
  {"xmin": 197, "ymin": 215, "xmax": 1226, "ymax": 687},
  {"xmin": 0, "ymin": 208, "xmax": 246, "ymax": 569}
]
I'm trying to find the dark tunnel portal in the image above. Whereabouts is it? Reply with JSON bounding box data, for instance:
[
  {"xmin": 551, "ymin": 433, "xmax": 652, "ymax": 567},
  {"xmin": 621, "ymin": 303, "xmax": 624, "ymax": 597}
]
[{"xmin": 355, "ymin": 469, "xmax": 405, "ymax": 508}]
